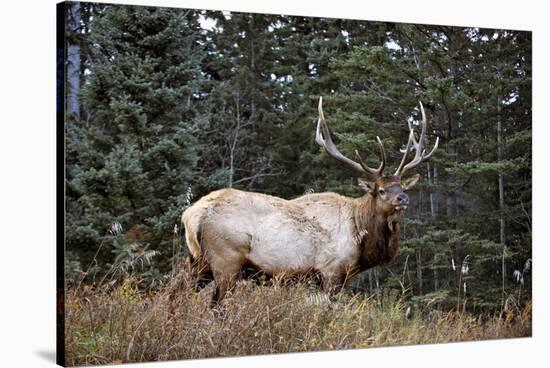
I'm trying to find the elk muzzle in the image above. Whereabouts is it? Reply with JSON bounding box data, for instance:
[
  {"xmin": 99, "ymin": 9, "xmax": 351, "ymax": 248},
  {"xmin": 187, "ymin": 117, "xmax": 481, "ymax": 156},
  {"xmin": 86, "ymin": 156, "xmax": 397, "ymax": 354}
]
[{"xmin": 392, "ymin": 193, "xmax": 409, "ymax": 211}]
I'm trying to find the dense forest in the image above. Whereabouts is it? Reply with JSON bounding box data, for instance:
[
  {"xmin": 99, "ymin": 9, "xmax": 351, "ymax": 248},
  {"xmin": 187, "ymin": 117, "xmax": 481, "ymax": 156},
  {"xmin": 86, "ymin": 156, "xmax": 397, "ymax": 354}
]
[{"xmin": 62, "ymin": 2, "xmax": 531, "ymax": 313}]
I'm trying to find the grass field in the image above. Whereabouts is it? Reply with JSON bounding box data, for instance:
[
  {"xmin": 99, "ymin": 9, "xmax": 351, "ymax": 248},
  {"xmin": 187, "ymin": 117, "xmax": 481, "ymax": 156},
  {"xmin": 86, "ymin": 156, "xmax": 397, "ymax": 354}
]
[{"xmin": 64, "ymin": 269, "xmax": 531, "ymax": 366}]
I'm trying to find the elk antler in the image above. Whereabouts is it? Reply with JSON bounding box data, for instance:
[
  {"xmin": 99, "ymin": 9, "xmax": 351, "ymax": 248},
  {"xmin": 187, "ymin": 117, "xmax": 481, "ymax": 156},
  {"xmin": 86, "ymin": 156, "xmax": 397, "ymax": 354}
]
[
  {"xmin": 316, "ymin": 97, "xmax": 386, "ymax": 178},
  {"xmin": 394, "ymin": 102, "xmax": 439, "ymax": 177}
]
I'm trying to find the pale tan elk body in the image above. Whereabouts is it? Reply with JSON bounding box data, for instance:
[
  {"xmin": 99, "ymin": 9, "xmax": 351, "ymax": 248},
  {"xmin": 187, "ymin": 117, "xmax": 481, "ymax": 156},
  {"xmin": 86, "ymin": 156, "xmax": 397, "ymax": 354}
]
[{"xmin": 182, "ymin": 98, "xmax": 439, "ymax": 306}]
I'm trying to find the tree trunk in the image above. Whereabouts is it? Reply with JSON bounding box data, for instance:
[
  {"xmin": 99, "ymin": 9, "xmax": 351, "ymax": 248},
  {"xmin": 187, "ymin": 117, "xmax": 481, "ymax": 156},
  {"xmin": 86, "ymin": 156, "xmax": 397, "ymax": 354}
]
[
  {"xmin": 368, "ymin": 269, "xmax": 374, "ymax": 296},
  {"xmin": 368, "ymin": 268, "xmax": 380, "ymax": 298},
  {"xmin": 497, "ymin": 95, "xmax": 507, "ymax": 302},
  {"xmin": 428, "ymin": 162, "xmax": 439, "ymax": 217},
  {"xmin": 416, "ymin": 248, "xmax": 423, "ymax": 294},
  {"xmin": 228, "ymin": 92, "xmax": 241, "ymax": 188},
  {"xmin": 427, "ymin": 163, "xmax": 439, "ymax": 291},
  {"xmin": 434, "ymin": 265, "xmax": 439, "ymax": 291},
  {"xmin": 374, "ymin": 267, "xmax": 380, "ymax": 298},
  {"xmin": 66, "ymin": 2, "xmax": 81, "ymax": 117}
]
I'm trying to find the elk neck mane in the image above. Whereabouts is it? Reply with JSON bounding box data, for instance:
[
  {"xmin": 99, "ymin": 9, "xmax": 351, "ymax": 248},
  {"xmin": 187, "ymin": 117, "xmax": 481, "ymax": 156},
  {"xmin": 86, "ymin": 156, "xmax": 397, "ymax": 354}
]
[{"xmin": 353, "ymin": 193, "xmax": 401, "ymax": 270}]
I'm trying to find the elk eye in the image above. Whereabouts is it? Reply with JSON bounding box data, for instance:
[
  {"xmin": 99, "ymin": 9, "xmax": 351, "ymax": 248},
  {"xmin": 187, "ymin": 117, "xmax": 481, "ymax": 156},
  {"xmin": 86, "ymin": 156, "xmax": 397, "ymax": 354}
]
[{"xmin": 378, "ymin": 189, "xmax": 386, "ymax": 196}]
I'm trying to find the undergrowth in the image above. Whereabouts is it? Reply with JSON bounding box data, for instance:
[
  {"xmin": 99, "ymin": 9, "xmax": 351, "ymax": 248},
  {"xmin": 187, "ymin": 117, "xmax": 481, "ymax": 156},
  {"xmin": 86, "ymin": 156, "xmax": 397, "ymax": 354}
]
[{"xmin": 64, "ymin": 264, "xmax": 531, "ymax": 366}]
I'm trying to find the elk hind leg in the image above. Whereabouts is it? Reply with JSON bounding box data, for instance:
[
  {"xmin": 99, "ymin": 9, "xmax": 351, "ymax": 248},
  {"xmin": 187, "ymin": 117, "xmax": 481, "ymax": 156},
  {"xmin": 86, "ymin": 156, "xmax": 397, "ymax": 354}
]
[
  {"xmin": 210, "ymin": 261, "xmax": 242, "ymax": 308},
  {"xmin": 189, "ymin": 254, "xmax": 213, "ymax": 291}
]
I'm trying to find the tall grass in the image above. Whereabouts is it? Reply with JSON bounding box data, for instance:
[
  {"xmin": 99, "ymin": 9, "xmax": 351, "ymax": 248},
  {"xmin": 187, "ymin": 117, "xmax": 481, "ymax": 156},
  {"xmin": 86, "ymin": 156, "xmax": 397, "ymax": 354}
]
[{"xmin": 64, "ymin": 261, "xmax": 531, "ymax": 366}]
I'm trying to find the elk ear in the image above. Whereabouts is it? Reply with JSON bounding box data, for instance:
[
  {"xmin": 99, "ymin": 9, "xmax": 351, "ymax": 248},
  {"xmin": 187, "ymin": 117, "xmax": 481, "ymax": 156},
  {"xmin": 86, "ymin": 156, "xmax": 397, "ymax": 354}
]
[
  {"xmin": 358, "ymin": 178, "xmax": 375, "ymax": 192},
  {"xmin": 401, "ymin": 173, "xmax": 420, "ymax": 190}
]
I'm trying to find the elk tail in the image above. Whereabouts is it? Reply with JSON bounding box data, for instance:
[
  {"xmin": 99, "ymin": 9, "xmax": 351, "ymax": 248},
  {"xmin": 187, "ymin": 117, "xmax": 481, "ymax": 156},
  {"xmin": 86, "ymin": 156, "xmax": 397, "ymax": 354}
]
[
  {"xmin": 181, "ymin": 208, "xmax": 202, "ymax": 259},
  {"xmin": 181, "ymin": 208, "xmax": 213, "ymax": 290}
]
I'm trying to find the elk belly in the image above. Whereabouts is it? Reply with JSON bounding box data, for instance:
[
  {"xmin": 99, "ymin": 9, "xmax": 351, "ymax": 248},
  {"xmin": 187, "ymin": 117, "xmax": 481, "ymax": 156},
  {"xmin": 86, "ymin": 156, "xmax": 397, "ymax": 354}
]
[{"xmin": 245, "ymin": 217, "xmax": 322, "ymax": 275}]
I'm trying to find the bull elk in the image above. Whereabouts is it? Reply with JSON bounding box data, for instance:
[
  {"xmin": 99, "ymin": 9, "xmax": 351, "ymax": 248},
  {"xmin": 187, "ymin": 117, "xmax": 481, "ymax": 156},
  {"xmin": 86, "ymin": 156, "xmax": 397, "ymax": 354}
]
[{"xmin": 182, "ymin": 97, "xmax": 439, "ymax": 306}]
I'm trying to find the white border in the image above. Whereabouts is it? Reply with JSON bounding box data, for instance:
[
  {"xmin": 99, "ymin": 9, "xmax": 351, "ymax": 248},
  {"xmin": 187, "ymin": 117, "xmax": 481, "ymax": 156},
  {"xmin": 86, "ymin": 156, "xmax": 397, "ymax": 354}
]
[{"xmin": 0, "ymin": 1, "xmax": 547, "ymax": 367}]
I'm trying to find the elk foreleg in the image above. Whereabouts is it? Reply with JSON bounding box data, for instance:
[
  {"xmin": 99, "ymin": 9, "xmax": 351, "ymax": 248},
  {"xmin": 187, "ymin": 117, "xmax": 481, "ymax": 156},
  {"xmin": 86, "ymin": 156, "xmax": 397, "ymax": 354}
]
[{"xmin": 321, "ymin": 272, "xmax": 345, "ymax": 294}]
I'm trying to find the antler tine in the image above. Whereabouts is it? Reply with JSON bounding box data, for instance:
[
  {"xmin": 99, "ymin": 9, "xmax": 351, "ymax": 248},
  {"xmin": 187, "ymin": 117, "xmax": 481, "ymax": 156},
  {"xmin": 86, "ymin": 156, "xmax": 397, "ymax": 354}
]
[
  {"xmin": 395, "ymin": 102, "xmax": 439, "ymax": 176},
  {"xmin": 355, "ymin": 136, "xmax": 386, "ymax": 177},
  {"xmin": 316, "ymin": 97, "xmax": 385, "ymax": 177},
  {"xmin": 417, "ymin": 101, "xmax": 427, "ymax": 155},
  {"xmin": 394, "ymin": 129, "xmax": 415, "ymax": 176},
  {"xmin": 375, "ymin": 136, "xmax": 387, "ymax": 174},
  {"xmin": 316, "ymin": 97, "xmax": 367, "ymax": 175},
  {"xmin": 422, "ymin": 136, "xmax": 439, "ymax": 160},
  {"xmin": 400, "ymin": 102, "xmax": 426, "ymax": 151}
]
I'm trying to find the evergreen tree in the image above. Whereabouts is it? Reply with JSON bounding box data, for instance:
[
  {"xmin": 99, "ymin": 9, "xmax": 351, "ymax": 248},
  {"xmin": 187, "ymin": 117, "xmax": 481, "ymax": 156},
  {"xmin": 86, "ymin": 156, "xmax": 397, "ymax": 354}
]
[
  {"xmin": 64, "ymin": 4, "xmax": 531, "ymax": 310},
  {"xmin": 66, "ymin": 5, "xmax": 205, "ymax": 270},
  {"xmin": 190, "ymin": 12, "xmax": 288, "ymax": 196},
  {"xmin": 327, "ymin": 25, "xmax": 531, "ymax": 309}
]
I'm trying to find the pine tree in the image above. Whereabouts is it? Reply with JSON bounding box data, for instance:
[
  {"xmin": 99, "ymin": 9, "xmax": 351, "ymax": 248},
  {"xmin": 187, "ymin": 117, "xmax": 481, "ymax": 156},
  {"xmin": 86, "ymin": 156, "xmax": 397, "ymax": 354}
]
[
  {"xmin": 326, "ymin": 24, "xmax": 531, "ymax": 309},
  {"xmin": 64, "ymin": 4, "xmax": 531, "ymax": 309},
  {"xmin": 66, "ymin": 5, "xmax": 205, "ymax": 270},
  {"xmin": 194, "ymin": 11, "xmax": 285, "ymax": 195}
]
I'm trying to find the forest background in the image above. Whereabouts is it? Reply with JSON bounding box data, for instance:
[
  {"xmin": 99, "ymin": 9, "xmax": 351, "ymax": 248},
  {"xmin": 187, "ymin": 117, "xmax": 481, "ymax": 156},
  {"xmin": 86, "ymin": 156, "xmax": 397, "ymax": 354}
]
[{"xmin": 62, "ymin": 1, "xmax": 532, "ymax": 313}]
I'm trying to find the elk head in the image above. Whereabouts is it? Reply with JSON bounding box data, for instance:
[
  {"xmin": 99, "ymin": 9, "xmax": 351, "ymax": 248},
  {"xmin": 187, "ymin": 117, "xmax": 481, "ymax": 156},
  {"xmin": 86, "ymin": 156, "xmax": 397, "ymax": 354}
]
[{"xmin": 315, "ymin": 97, "xmax": 439, "ymax": 217}]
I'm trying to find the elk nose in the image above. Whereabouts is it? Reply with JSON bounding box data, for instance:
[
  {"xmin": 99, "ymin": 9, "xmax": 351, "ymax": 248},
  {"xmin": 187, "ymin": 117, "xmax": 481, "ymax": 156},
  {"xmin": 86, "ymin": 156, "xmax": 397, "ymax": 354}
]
[{"xmin": 398, "ymin": 193, "xmax": 409, "ymax": 205}]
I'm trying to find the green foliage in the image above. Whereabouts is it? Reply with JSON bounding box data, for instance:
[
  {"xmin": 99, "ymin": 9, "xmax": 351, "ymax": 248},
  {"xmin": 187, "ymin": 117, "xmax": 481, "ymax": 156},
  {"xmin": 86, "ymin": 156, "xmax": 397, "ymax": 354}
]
[
  {"xmin": 65, "ymin": 4, "xmax": 531, "ymax": 312},
  {"xmin": 109, "ymin": 240, "xmax": 159, "ymax": 275},
  {"xmin": 64, "ymin": 257, "xmax": 84, "ymax": 285},
  {"xmin": 66, "ymin": 5, "xmax": 203, "ymax": 269}
]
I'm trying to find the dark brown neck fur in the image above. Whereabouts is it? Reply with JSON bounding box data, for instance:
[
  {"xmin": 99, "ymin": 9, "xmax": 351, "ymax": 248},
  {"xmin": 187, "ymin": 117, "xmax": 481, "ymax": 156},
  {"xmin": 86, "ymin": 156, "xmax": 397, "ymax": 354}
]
[{"xmin": 354, "ymin": 194, "xmax": 402, "ymax": 271}]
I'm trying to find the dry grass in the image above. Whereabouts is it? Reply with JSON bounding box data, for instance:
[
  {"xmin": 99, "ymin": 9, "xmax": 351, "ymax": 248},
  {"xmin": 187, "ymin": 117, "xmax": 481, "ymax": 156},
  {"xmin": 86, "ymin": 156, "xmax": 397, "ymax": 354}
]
[{"xmin": 65, "ymin": 269, "xmax": 531, "ymax": 366}]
